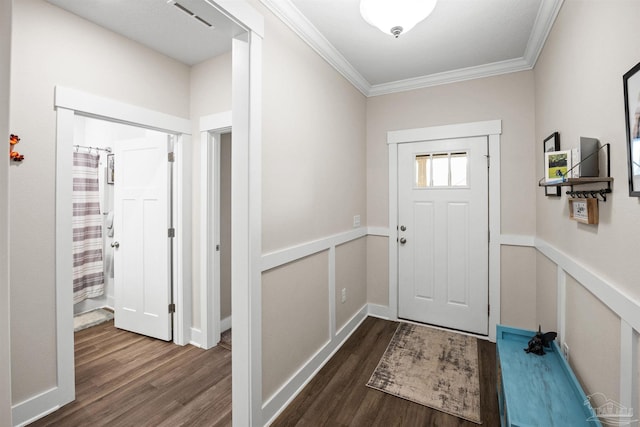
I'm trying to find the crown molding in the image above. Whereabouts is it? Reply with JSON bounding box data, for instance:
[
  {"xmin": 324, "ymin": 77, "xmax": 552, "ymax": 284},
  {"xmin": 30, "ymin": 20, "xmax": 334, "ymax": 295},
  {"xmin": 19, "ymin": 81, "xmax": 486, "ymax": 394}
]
[
  {"xmin": 523, "ymin": 0, "xmax": 564, "ymax": 66},
  {"xmin": 368, "ymin": 57, "xmax": 532, "ymax": 97},
  {"xmin": 259, "ymin": 0, "xmax": 371, "ymax": 96},
  {"xmin": 260, "ymin": 0, "xmax": 564, "ymax": 98}
]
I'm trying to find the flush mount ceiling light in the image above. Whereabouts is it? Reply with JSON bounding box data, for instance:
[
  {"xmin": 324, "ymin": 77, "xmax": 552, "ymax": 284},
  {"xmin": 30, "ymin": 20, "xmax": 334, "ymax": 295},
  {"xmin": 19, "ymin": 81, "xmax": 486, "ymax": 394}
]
[{"xmin": 360, "ymin": 0, "xmax": 437, "ymax": 38}]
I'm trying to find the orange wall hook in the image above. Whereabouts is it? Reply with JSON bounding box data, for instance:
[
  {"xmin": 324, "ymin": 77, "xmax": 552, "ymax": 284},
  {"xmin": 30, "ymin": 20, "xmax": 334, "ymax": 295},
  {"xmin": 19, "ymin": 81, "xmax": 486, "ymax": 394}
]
[{"xmin": 9, "ymin": 134, "xmax": 24, "ymax": 161}]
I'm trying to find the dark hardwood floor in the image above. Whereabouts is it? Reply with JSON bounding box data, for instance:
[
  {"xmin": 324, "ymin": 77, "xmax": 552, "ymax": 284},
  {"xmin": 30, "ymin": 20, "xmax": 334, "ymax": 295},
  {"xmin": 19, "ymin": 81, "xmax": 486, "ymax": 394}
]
[
  {"xmin": 272, "ymin": 317, "xmax": 500, "ymax": 427},
  {"xmin": 29, "ymin": 316, "xmax": 498, "ymax": 427},
  {"xmin": 29, "ymin": 320, "xmax": 232, "ymax": 427}
]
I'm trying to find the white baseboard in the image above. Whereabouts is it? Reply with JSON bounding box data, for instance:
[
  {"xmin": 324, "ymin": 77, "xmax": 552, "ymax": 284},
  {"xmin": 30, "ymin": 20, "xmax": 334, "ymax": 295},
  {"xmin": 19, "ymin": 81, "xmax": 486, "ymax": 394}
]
[
  {"xmin": 262, "ymin": 304, "xmax": 369, "ymax": 426},
  {"xmin": 189, "ymin": 316, "xmax": 231, "ymax": 348},
  {"xmin": 367, "ymin": 303, "xmax": 391, "ymax": 319},
  {"xmin": 189, "ymin": 327, "xmax": 202, "ymax": 348},
  {"xmin": 221, "ymin": 315, "xmax": 232, "ymax": 332},
  {"xmin": 12, "ymin": 387, "xmax": 63, "ymax": 427}
]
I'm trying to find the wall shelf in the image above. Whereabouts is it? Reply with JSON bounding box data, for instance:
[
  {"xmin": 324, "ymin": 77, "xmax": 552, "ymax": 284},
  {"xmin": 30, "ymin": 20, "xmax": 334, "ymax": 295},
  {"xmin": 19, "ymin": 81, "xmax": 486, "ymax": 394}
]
[
  {"xmin": 540, "ymin": 177, "xmax": 614, "ymax": 187},
  {"xmin": 539, "ymin": 143, "xmax": 613, "ymax": 201}
]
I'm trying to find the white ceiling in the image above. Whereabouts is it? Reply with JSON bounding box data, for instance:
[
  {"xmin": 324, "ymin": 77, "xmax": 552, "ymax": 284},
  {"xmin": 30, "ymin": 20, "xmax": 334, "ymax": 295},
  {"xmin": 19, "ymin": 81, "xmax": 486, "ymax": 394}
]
[
  {"xmin": 46, "ymin": 0, "xmax": 245, "ymax": 65},
  {"xmin": 46, "ymin": 0, "xmax": 563, "ymax": 97}
]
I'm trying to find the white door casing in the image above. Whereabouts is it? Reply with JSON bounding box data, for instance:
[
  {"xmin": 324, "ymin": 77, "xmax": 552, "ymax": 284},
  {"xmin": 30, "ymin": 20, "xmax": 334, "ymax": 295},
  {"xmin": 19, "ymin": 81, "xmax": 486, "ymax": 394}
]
[
  {"xmin": 397, "ymin": 137, "xmax": 488, "ymax": 335},
  {"xmin": 199, "ymin": 111, "xmax": 232, "ymax": 350},
  {"xmin": 388, "ymin": 120, "xmax": 501, "ymax": 342},
  {"xmin": 113, "ymin": 133, "xmax": 173, "ymax": 341}
]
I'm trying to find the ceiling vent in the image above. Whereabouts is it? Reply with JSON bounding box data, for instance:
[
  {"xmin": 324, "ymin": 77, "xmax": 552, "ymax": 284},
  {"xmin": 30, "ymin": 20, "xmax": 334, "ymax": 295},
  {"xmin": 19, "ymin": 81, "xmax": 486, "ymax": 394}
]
[{"xmin": 172, "ymin": 2, "xmax": 213, "ymax": 28}]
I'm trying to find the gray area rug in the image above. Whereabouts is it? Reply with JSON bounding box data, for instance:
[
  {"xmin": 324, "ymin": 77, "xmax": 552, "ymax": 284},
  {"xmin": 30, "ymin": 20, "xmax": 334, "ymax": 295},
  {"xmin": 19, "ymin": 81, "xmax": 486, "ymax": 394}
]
[
  {"xmin": 367, "ymin": 323, "xmax": 482, "ymax": 424},
  {"xmin": 74, "ymin": 308, "xmax": 113, "ymax": 332}
]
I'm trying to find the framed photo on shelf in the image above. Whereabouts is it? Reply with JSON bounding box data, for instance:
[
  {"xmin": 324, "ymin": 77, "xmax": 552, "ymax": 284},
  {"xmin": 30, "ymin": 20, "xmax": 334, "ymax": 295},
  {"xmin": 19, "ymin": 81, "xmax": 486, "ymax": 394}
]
[
  {"xmin": 545, "ymin": 150, "xmax": 571, "ymax": 185},
  {"xmin": 543, "ymin": 132, "xmax": 561, "ymax": 196},
  {"xmin": 623, "ymin": 61, "xmax": 640, "ymax": 197},
  {"xmin": 568, "ymin": 198, "xmax": 599, "ymax": 224}
]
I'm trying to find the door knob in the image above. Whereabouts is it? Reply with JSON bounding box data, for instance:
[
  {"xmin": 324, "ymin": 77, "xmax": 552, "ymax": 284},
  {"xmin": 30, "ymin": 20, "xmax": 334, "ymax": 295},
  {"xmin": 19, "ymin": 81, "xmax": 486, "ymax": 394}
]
[
  {"xmin": 399, "ymin": 237, "xmax": 407, "ymax": 244},
  {"xmin": 111, "ymin": 241, "xmax": 120, "ymax": 248},
  {"xmin": 400, "ymin": 225, "xmax": 407, "ymax": 231}
]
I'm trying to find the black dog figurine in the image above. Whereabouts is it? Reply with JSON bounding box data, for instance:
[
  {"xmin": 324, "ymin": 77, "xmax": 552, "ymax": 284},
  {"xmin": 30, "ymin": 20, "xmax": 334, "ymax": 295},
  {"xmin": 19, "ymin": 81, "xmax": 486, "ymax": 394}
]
[{"xmin": 524, "ymin": 325, "xmax": 557, "ymax": 356}]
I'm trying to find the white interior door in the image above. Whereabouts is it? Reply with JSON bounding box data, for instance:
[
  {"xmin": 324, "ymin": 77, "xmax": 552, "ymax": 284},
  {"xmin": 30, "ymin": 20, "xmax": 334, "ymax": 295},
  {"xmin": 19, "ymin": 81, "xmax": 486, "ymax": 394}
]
[
  {"xmin": 113, "ymin": 131, "xmax": 172, "ymax": 341},
  {"xmin": 398, "ymin": 137, "xmax": 489, "ymax": 335}
]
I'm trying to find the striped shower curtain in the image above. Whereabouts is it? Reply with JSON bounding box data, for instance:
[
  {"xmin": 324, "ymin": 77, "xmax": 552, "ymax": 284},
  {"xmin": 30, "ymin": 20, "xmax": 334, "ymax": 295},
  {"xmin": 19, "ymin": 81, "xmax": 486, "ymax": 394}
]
[{"xmin": 72, "ymin": 151, "xmax": 105, "ymax": 304}]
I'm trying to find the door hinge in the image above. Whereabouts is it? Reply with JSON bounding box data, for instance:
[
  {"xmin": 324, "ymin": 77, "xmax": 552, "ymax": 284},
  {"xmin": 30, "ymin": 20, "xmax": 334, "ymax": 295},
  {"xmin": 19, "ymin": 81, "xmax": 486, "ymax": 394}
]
[
  {"xmin": 168, "ymin": 228, "xmax": 175, "ymax": 238},
  {"xmin": 486, "ymin": 155, "xmax": 490, "ymax": 168},
  {"xmin": 216, "ymin": 244, "xmax": 220, "ymax": 251},
  {"xmin": 169, "ymin": 303, "xmax": 176, "ymax": 314},
  {"xmin": 488, "ymin": 304, "xmax": 490, "ymax": 316},
  {"xmin": 168, "ymin": 152, "xmax": 175, "ymax": 162},
  {"xmin": 488, "ymin": 230, "xmax": 490, "ymax": 243}
]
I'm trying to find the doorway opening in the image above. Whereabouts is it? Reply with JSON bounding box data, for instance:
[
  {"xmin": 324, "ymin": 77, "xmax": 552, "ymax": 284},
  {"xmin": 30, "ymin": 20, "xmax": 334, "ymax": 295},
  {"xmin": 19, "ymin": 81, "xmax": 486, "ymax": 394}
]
[
  {"xmin": 72, "ymin": 115, "xmax": 178, "ymax": 341},
  {"xmin": 387, "ymin": 120, "xmax": 502, "ymax": 342},
  {"xmin": 199, "ymin": 111, "xmax": 232, "ymax": 349},
  {"xmin": 54, "ymin": 86, "xmax": 193, "ymax": 408},
  {"xmin": 45, "ymin": 2, "xmax": 263, "ymax": 424}
]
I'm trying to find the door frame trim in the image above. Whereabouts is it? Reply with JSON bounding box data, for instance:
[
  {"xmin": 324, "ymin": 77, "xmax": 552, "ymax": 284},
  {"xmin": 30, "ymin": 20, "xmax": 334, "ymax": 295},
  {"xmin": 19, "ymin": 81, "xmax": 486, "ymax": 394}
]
[
  {"xmin": 199, "ymin": 111, "xmax": 232, "ymax": 349},
  {"xmin": 53, "ymin": 86, "xmax": 193, "ymax": 407},
  {"xmin": 387, "ymin": 120, "xmax": 502, "ymax": 341}
]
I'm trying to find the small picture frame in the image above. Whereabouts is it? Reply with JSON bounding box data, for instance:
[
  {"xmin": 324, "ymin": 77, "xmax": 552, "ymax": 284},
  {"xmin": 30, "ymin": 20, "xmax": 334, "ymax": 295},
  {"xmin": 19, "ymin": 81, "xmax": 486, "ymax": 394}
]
[
  {"xmin": 545, "ymin": 150, "xmax": 571, "ymax": 184},
  {"xmin": 107, "ymin": 154, "xmax": 114, "ymax": 184},
  {"xmin": 568, "ymin": 198, "xmax": 599, "ymax": 224},
  {"xmin": 543, "ymin": 132, "xmax": 561, "ymax": 196},
  {"xmin": 623, "ymin": 61, "xmax": 640, "ymax": 197}
]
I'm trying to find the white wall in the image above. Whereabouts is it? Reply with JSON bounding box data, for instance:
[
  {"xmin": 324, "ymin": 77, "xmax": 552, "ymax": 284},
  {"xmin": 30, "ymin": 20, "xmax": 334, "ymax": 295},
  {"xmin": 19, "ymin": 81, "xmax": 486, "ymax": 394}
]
[
  {"xmin": 0, "ymin": 0, "xmax": 12, "ymax": 424},
  {"xmin": 248, "ymin": 0, "xmax": 368, "ymax": 414},
  {"xmin": 365, "ymin": 71, "xmax": 538, "ymax": 326},
  {"xmin": 535, "ymin": 0, "xmax": 640, "ymax": 297},
  {"xmin": 534, "ymin": 0, "xmax": 640, "ymax": 408},
  {"xmin": 257, "ymin": 0, "xmax": 367, "ymax": 253},
  {"xmin": 9, "ymin": 0, "xmax": 190, "ymax": 407}
]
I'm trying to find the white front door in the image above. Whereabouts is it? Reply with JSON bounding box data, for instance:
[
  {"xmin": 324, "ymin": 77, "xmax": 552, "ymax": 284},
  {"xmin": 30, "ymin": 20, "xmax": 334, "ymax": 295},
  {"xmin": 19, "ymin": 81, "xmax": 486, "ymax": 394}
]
[
  {"xmin": 113, "ymin": 131, "xmax": 172, "ymax": 341},
  {"xmin": 398, "ymin": 137, "xmax": 489, "ymax": 335}
]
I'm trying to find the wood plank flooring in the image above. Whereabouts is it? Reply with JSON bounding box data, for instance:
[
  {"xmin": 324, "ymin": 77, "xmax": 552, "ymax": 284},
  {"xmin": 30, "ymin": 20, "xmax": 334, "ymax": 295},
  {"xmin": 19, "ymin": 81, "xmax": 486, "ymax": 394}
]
[
  {"xmin": 272, "ymin": 317, "xmax": 500, "ymax": 427},
  {"xmin": 29, "ymin": 320, "xmax": 232, "ymax": 427},
  {"xmin": 29, "ymin": 316, "xmax": 498, "ymax": 427}
]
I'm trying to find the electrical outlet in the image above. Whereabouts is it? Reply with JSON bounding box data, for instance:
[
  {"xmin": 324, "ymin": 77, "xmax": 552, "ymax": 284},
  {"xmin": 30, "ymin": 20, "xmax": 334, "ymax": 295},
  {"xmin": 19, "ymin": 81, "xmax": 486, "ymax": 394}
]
[
  {"xmin": 341, "ymin": 288, "xmax": 347, "ymax": 303},
  {"xmin": 353, "ymin": 215, "xmax": 361, "ymax": 228},
  {"xmin": 562, "ymin": 342, "xmax": 569, "ymax": 362}
]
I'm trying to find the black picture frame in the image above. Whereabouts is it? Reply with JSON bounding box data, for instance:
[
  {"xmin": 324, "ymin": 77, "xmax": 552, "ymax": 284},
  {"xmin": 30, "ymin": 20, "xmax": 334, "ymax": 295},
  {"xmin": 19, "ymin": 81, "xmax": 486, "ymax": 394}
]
[
  {"xmin": 624, "ymin": 61, "xmax": 640, "ymax": 197},
  {"xmin": 543, "ymin": 132, "xmax": 561, "ymax": 196}
]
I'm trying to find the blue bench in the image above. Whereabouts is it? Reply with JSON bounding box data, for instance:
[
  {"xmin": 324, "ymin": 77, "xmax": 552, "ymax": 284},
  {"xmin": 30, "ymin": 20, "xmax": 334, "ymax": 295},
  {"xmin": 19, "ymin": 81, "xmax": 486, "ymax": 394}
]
[{"xmin": 496, "ymin": 325, "xmax": 602, "ymax": 427}]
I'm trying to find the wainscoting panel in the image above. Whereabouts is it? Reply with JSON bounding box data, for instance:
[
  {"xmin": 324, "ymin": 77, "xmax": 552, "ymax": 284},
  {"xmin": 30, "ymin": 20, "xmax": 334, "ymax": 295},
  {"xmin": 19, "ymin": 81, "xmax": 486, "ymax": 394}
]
[
  {"xmin": 261, "ymin": 229, "xmax": 369, "ymax": 425},
  {"xmin": 256, "ymin": 231, "xmax": 639, "ymax": 425}
]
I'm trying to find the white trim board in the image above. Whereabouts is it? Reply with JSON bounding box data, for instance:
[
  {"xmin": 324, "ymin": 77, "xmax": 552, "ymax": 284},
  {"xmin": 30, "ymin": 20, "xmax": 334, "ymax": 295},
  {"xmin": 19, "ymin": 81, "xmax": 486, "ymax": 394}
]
[
  {"xmin": 54, "ymin": 87, "xmax": 191, "ymax": 135},
  {"xmin": 188, "ymin": 317, "xmax": 232, "ymax": 349},
  {"xmin": 199, "ymin": 111, "xmax": 232, "ymax": 350},
  {"xmin": 388, "ymin": 120, "xmax": 502, "ymax": 342},
  {"xmin": 535, "ymin": 237, "xmax": 640, "ymax": 417},
  {"xmin": 230, "ymin": 29, "xmax": 264, "ymax": 426},
  {"xmin": 262, "ymin": 228, "xmax": 368, "ymax": 272},
  {"xmin": 535, "ymin": 238, "xmax": 640, "ymax": 333}
]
